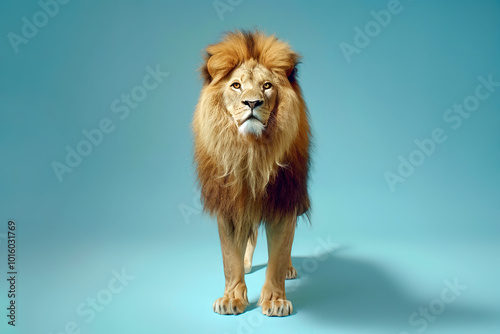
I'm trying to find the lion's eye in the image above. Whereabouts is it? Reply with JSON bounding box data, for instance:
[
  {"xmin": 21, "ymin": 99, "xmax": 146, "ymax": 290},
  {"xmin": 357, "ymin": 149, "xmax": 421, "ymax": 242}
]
[
  {"xmin": 231, "ymin": 82, "xmax": 241, "ymax": 89},
  {"xmin": 263, "ymin": 82, "xmax": 272, "ymax": 90}
]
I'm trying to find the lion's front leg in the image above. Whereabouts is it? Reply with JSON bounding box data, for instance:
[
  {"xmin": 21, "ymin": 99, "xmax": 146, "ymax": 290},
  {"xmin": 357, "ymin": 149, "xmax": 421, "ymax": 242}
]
[
  {"xmin": 258, "ymin": 215, "xmax": 296, "ymax": 316},
  {"xmin": 213, "ymin": 217, "xmax": 249, "ymax": 315}
]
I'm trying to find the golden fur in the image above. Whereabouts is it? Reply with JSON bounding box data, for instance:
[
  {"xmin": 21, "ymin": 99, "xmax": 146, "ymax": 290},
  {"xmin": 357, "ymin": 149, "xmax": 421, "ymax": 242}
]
[{"xmin": 193, "ymin": 30, "xmax": 311, "ymax": 316}]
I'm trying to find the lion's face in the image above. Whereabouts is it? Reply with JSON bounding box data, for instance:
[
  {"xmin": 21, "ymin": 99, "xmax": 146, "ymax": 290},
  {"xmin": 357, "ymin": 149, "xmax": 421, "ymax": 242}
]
[{"xmin": 222, "ymin": 62, "xmax": 278, "ymax": 137}]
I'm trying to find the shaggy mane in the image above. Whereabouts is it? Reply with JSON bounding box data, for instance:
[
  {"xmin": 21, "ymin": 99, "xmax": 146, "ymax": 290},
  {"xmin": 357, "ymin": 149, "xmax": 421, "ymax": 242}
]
[
  {"xmin": 201, "ymin": 30, "xmax": 300, "ymax": 85},
  {"xmin": 193, "ymin": 30, "xmax": 311, "ymax": 244}
]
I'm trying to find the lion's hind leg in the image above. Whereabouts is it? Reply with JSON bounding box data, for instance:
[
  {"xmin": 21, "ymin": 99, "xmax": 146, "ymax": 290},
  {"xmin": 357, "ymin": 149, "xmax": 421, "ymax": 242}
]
[
  {"xmin": 286, "ymin": 256, "xmax": 297, "ymax": 280},
  {"xmin": 244, "ymin": 226, "xmax": 258, "ymax": 274}
]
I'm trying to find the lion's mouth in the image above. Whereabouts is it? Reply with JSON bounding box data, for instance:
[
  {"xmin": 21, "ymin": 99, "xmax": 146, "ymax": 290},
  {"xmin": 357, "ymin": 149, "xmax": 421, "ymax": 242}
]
[{"xmin": 240, "ymin": 114, "xmax": 263, "ymax": 126}]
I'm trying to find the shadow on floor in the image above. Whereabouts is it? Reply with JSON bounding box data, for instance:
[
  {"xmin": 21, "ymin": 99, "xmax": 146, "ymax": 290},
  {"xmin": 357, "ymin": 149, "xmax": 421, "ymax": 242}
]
[
  {"xmin": 280, "ymin": 251, "xmax": 499, "ymax": 332},
  {"xmin": 248, "ymin": 264, "xmax": 267, "ymax": 274}
]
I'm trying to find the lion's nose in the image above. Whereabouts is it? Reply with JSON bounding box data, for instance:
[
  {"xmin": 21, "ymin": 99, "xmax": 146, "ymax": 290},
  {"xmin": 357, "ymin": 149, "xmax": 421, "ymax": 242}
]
[{"xmin": 242, "ymin": 100, "xmax": 263, "ymax": 110}]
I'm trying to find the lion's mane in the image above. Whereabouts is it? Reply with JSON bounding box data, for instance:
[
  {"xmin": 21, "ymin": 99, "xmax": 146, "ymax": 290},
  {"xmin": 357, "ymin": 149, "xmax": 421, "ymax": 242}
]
[{"xmin": 193, "ymin": 30, "xmax": 311, "ymax": 243}]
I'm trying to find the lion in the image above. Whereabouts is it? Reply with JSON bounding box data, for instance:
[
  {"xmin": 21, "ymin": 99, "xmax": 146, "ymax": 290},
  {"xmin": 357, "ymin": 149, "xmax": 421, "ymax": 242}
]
[{"xmin": 193, "ymin": 30, "xmax": 311, "ymax": 317}]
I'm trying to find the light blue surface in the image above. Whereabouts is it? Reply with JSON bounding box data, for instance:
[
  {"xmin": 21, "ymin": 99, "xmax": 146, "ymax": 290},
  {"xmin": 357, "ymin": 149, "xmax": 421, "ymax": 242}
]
[{"xmin": 1, "ymin": 1, "xmax": 499, "ymax": 333}]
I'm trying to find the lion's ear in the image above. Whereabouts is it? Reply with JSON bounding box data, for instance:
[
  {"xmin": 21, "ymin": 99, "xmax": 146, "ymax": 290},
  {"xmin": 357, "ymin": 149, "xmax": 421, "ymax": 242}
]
[
  {"xmin": 259, "ymin": 40, "xmax": 301, "ymax": 83},
  {"xmin": 284, "ymin": 52, "xmax": 300, "ymax": 84},
  {"xmin": 200, "ymin": 53, "xmax": 213, "ymax": 85},
  {"xmin": 287, "ymin": 65, "xmax": 299, "ymax": 84},
  {"xmin": 201, "ymin": 46, "xmax": 239, "ymax": 85},
  {"xmin": 207, "ymin": 55, "xmax": 237, "ymax": 82},
  {"xmin": 285, "ymin": 52, "xmax": 299, "ymax": 76}
]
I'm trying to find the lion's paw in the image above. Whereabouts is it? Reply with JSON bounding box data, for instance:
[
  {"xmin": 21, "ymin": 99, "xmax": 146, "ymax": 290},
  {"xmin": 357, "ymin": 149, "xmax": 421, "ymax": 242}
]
[
  {"xmin": 213, "ymin": 297, "xmax": 247, "ymax": 315},
  {"xmin": 260, "ymin": 299, "xmax": 293, "ymax": 317},
  {"xmin": 286, "ymin": 266, "xmax": 297, "ymax": 280}
]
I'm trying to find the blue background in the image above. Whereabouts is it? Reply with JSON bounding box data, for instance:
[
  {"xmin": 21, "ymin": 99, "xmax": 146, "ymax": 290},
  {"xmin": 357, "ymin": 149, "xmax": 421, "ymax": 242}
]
[{"xmin": 1, "ymin": 1, "xmax": 499, "ymax": 333}]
